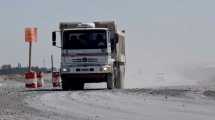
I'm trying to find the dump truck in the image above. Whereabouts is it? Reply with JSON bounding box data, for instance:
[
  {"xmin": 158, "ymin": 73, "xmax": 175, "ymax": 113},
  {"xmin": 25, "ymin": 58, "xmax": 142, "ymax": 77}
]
[{"xmin": 52, "ymin": 21, "xmax": 125, "ymax": 90}]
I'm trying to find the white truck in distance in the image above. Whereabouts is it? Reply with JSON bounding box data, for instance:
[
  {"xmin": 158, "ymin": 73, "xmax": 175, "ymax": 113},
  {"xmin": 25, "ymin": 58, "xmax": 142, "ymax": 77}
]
[{"xmin": 52, "ymin": 21, "xmax": 125, "ymax": 90}]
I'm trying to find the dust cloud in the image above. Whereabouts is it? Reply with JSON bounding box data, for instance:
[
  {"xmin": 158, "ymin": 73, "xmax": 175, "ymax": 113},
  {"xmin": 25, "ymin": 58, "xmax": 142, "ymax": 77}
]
[{"xmin": 125, "ymin": 56, "xmax": 215, "ymax": 89}]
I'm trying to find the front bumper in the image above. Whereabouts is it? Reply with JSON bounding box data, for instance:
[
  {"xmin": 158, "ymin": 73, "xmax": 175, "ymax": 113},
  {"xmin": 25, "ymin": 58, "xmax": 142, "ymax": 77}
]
[{"xmin": 61, "ymin": 73, "xmax": 109, "ymax": 83}]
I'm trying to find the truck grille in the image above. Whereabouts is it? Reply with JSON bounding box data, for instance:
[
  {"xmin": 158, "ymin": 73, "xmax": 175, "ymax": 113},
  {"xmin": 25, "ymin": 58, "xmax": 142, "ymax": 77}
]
[
  {"xmin": 76, "ymin": 68, "xmax": 94, "ymax": 72},
  {"xmin": 67, "ymin": 64, "xmax": 104, "ymax": 67},
  {"xmin": 72, "ymin": 58, "xmax": 97, "ymax": 62}
]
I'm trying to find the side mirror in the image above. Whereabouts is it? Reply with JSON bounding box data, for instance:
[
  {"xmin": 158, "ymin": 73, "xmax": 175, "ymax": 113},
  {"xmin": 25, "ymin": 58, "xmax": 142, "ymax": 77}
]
[
  {"xmin": 52, "ymin": 41, "xmax": 56, "ymax": 46},
  {"xmin": 114, "ymin": 33, "xmax": 119, "ymax": 44},
  {"xmin": 110, "ymin": 33, "xmax": 118, "ymax": 52},
  {"xmin": 52, "ymin": 32, "xmax": 56, "ymax": 46}
]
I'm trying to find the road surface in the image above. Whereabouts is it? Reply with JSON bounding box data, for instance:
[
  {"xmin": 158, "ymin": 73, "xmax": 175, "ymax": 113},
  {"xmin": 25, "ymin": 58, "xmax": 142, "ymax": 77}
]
[{"xmin": 0, "ymin": 76, "xmax": 215, "ymax": 120}]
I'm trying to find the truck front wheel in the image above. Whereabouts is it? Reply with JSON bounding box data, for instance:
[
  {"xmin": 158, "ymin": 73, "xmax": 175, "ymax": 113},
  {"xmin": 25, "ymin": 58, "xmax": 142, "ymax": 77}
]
[
  {"xmin": 61, "ymin": 77, "xmax": 84, "ymax": 90},
  {"xmin": 71, "ymin": 81, "xmax": 84, "ymax": 90},
  {"xmin": 115, "ymin": 68, "xmax": 122, "ymax": 89},
  {"xmin": 62, "ymin": 79, "xmax": 70, "ymax": 91},
  {"xmin": 107, "ymin": 74, "xmax": 114, "ymax": 89}
]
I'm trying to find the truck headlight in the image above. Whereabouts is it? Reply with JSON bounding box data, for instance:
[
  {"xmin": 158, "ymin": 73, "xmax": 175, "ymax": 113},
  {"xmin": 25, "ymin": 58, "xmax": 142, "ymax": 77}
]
[
  {"xmin": 62, "ymin": 68, "xmax": 69, "ymax": 72},
  {"xmin": 103, "ymin": 67, "xmax": 108, "ymax": 71},
  {"xmin": 102, "ymin": 65, "xmax": 112, "ymax": 72}
]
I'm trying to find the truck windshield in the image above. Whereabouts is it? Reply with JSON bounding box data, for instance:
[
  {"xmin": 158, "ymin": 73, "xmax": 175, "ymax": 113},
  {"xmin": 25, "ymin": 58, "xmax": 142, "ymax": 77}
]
[{"xmin": 63, "ymin": 30, "xmax": 107, "ymax": 49}]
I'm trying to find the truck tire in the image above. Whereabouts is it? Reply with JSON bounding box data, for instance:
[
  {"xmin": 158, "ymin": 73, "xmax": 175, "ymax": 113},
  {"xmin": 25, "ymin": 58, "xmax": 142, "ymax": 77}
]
[
  {"xmin": 69, "ymin": 80, "xmax": 84, "ymax": 90},
  {"xmin": 62, "ymin": 79, "xmax": 70, "ymax": 91},
  {"xmin": 107, "ymin": 74, "xmax": 114, "ymax": 89},
  {"xmin": 114, "ymin": 64, "xmax": 125, "ymax": 89},
  {"xmin": 71, "ymin": 81, "xmax": 84, "ymax": 90},
  {"xmin": 62, "ymin": 78, "xmax": 84, "ymax": 90},
  {"xmin": 78, "ymin": 82, "xmax": 84, "ymax": 90},
  {"xmin": 115, "ymin": 69, "xmax": 122, "ymax": 89}
]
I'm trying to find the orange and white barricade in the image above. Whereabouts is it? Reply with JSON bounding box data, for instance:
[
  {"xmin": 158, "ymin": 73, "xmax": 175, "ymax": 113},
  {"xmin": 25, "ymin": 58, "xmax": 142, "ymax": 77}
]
[
  {"xmin": 37, "ymin": 72, "xmax": 44, "ymax": 88},
  {"xmin": 52, "ymin": 72, "xmax": 61, "ymax": 87},
  {"xmin": 25, "ymin": 71, "xmax": 37, "ymax": 88}
]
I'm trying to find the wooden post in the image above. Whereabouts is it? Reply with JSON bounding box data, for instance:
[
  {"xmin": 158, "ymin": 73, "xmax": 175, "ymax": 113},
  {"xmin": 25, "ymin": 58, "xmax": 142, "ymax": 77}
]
[
  {"xmin": 51, "ymin": 55, "xmax": 54, "ymax": 83},
  {"xmin": 25, "ymin": 27, "xmax": 37, "ymax": 72},
  {"xmin": 51, "ymin": 55, "xmax": 54, "ymax": 72},
  {"xmin": 28, "ymin": 42, "xmax": 32, "ymax": 72}
]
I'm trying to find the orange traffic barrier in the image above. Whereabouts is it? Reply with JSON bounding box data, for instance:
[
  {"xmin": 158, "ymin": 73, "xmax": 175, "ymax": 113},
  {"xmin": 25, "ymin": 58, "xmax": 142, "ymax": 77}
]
[
  {"xmin": 52, "ymin": 72, "xmax": 61, "ymax": 87},
  {"xmin": 37, "ymin": 72, "xmax": 44, "ymax": 88},
  {"xmin": 25, "ymin": 71, "xmax": 37, "ymax": 88}
]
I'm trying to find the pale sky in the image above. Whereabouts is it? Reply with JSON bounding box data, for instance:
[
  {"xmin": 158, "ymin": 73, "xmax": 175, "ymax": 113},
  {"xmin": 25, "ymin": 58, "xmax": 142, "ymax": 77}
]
[{"xmin": 1, "ymin": 0, "xmax": 215, "ymax": 87}]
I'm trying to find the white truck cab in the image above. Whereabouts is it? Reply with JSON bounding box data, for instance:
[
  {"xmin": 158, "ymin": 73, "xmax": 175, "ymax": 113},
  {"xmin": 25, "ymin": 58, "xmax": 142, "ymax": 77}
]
[{"xmin": 52, "ymin": 21, "xmax": 125, "ymax": 90}]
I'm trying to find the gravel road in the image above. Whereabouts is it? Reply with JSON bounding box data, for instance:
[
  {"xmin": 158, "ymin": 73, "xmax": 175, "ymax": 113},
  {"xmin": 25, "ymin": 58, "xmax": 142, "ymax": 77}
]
[{"xmin": 0, "ymin": 76, "xmax": 215, "ymax": 120}]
